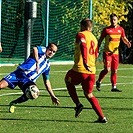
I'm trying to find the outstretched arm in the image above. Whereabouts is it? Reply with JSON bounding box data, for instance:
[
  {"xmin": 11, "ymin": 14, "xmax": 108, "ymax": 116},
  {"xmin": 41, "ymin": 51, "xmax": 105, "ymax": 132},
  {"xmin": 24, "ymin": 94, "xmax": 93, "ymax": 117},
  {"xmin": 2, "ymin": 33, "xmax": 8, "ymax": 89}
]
[
  {"xmin": 33, "ymin": 47, "xmax": 40, "ymax": 73},
  {"xmin": 43, "ymin": 77, "xmax": 60, "ymax": 105},
  {"xmin": 98, "ymin": 36, "xmax": 104, "ymax": 49},
  {"xmin": 122, "ymin": 37, "xmax": 132, "ymax": 48},
  {"xmin": 98, "ymin": 28, "xmax": 106, "ymax": 49}
]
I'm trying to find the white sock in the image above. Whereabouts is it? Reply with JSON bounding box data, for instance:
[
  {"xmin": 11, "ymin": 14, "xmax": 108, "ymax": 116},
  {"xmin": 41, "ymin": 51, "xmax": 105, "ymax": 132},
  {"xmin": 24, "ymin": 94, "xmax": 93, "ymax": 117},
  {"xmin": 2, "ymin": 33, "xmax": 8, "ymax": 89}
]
[
  {"xmin": 97, "ymin": 80, "xmax": 101, "ymax": 83},
  {"xmin": 112, "ymin": 86, "xmax": 116, "ymax": 89}
]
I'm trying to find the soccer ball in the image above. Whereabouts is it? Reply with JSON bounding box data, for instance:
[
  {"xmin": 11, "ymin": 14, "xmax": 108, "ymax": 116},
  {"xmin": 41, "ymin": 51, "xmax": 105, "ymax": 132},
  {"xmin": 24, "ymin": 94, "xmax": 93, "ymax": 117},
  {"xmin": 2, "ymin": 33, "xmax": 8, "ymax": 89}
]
[{"xmin": 25, "ymin": 85, "xmax": 40, "ymax": 99}]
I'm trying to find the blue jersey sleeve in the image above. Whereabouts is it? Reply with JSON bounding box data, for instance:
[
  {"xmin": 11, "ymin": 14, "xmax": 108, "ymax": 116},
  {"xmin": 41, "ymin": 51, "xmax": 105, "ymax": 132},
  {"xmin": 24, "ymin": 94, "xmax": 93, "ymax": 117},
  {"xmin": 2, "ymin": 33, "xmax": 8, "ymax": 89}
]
[
  {"xmin": 37, "ymin": 46, "xmax": 46, "ymax": 56},
  {"xmin": 42, "ymin": 67, "xmax": 50, "ymax": 80},
  {"xmin": 42, "ymin": 74, "xmax": 49, "ymax": 80}
]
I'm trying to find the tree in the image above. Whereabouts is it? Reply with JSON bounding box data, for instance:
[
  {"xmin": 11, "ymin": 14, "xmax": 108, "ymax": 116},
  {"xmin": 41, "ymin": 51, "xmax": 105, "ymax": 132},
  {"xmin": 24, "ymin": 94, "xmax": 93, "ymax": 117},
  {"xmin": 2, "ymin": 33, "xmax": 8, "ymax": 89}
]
[
  {"xmin": 93, "ymin": 0, "xmax": 132, "ymax": 26},
  {"xmin": 92, "ymin": 0, "xmax": 133, "ymax": 63}
]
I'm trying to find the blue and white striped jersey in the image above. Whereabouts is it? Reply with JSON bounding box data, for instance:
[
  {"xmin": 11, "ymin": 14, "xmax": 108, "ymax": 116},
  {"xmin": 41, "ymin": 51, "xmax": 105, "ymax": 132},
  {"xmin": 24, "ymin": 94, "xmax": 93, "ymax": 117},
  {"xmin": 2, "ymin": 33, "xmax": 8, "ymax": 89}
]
[{"xmin": 18, "ymin": 46, "xmax": 50, "ymax": 82}]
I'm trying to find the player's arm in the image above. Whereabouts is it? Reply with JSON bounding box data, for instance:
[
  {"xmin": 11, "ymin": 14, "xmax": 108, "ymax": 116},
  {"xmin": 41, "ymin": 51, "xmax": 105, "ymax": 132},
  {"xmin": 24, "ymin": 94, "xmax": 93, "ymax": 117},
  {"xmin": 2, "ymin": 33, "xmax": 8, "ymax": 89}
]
[
  {"xmin": 33, "ymin": 47, "xmax": 39, "ymax": 73},
  {"xmin": 98, "ymin": 37, "xmax": 104, "ymax": 49},
  {"xmin": 42, "ymin": 74, "xmax": 60, "ymax": 105},
  {"xmin": 77, "ymin": 33, "xmax": 92, "ymax": 72},
  {"xmin": 121, "ymin": 27, "xmax": 131, "ymax": 48},
  {"xmin": 122, "ymin": 36, "xmax": 131, "ymax": 48},
  {"xmin": 98, "ymin": 28, "xmax": 106, "ymax": 49}
]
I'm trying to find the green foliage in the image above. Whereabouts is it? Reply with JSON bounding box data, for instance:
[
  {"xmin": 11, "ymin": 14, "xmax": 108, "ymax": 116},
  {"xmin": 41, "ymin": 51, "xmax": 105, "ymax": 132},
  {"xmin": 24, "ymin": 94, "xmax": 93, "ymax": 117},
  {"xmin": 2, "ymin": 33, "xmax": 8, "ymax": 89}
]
[
  {"xmin": 92, "ymin": 0, "xmax": 133, "ymax": 60},
  {"xmin": 93, "ymin": 0, "xmax": 132, "ymax": 26},
  {"xmin": 1, "ymin": 0, "xmax": 132, "ymax": 63},
  {"xmin": 48, "ymin": 0, "xmax": 89, "ymax": 59}
]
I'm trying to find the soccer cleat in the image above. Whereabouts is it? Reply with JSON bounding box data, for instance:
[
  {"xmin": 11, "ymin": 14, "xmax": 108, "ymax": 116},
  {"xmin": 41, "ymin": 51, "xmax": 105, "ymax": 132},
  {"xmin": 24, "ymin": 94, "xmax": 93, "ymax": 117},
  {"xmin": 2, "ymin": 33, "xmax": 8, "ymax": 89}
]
[
  {"xmin": 74, "ymin": 103, "xmax": 83, "ymax": 118},
  {"xmin": 111, "ymin": 88, "xmax": 122, "ymax": 92},
  {"xmin": 96, "ymin": 80, "xmax": 101, "ymax": 91},
  {"xmin": 9, "ymin": 102, "xmax": 16, "ymax": 113},
  {"xmin": 95, "ymin": 117, "xmax": 108, "ymax": 123}
]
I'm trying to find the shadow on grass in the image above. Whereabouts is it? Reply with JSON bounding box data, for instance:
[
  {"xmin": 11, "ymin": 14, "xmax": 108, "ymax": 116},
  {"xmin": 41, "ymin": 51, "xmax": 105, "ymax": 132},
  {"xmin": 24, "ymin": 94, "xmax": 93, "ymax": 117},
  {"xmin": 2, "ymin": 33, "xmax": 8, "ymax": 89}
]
[
  {"xmin": 0, "ymin": 104, "xmax": 91, "ymax": 110},
  {"xmin": 39, "ymin": 94, "xmax": 133, "ymax": 100},
  {"xmin": 0, "ymin": 104, "xmax": 132, "ymax": 111},
  {"xmin": 0, "ymin": 117, "xmax": 99, "ymax": 123}
]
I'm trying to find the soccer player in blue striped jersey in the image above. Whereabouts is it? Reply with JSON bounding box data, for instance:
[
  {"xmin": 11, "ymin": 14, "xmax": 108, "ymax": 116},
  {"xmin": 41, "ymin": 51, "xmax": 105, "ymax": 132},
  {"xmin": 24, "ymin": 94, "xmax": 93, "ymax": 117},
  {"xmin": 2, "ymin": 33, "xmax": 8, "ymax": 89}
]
[{"xmin": 0, "ymin": 42, "xmax": 60, "ymax": 113}]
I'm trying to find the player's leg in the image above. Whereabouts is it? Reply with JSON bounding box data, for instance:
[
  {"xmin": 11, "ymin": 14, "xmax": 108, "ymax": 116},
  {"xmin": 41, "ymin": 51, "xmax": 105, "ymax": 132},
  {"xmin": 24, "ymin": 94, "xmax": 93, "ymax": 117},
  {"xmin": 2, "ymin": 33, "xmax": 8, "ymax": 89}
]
[
  {"xmin": 9, "ymin": 93, "xmax": 29, "ymax": 113},
  {"xmin": 0, "ymin": 80, "xmax": 13, "ymax": 113},
  {"xmin": 96, "ymin": 52, "xmax": 111, "ymax": 91},
  {"xmin": 111, "ymin": 54, "xmax": 121, "ymax": 92},
  {"xmin": 0, "ymin": 71, "xmax": 20, "ymax": 113},
  {"xmin": 11, "ymin": 81, "xmax": 38, "ymax": 104},
  {"xmin": 82, "ymin": 74, "xmax": 107, "ymax": 123},
  {"xmin": 9, "ymin": 81, "xmax": 38, "ymax": 113},
  {"xmin": 65, "ymin": 69, "xmax": 82, "ymax": 106},
  {"xmin": 0, "ymin": 70, "xmax": 19, "ymax": 90},
  {"xmin": 65, "ymin": 69, "xmax": 83, "ymax": 117},
  {"xmin": 0, "ymin": 69, "xmax": 19, "ymax": 89},
  {"xmin": 10, "ymin": 93, "xmax": 29, "ymax": 105},
  {"xmin": 9, "ymin": 82, "xmax": 29, "ymax": 113}
]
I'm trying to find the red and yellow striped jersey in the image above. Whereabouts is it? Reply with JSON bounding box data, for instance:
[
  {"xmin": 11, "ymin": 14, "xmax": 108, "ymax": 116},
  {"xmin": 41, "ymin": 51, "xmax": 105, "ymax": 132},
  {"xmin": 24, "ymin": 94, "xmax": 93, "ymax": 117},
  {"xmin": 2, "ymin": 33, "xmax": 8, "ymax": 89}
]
[
  {"xmin": 72, "ymin": 30, "xmax": 98, "ymax": 74},
  {"xmin": 101, "ymin": 26, "xmax": 125, "ymax": 54}
]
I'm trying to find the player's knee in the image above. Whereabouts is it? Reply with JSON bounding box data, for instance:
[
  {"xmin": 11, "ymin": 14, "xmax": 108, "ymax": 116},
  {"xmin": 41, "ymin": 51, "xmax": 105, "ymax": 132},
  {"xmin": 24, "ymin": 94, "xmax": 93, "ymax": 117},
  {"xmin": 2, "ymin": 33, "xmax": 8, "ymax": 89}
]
[
  {"xmin": 105, "ymin": 67, "xmax": 110, "ymax": 72},
  {"xmin": 111, "ymin": 69, "xmax": 117, "ymax": 74},
  {"xmin": 65, "ymin": 78, "xmax": 68, "ymax": 85},
  {"xmin": 65, "ymin": 80, "xmax": 71, "ymax": 87},
  {"xmin": 64, "ymin": 77, "xmax": 71, "ymax": 86},
  {"xmin": 84, "ymin": 92, "xmax": 93, "ymax": 99}
]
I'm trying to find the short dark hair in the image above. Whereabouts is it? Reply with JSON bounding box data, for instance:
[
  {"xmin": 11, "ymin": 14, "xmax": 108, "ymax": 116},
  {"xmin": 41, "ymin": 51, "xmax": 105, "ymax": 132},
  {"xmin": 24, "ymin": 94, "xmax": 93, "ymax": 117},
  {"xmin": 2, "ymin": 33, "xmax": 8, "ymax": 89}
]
[
  {"xmin": 80, "ymin": 18, "xmax": 93, "ymax": 29},
  {"xmin": 47, "ymin": 42, "xmax": 58, "ymax": 49},
  {"xmin": 110, "ymin": 13, "xmax": 118, "ymax": 18}
]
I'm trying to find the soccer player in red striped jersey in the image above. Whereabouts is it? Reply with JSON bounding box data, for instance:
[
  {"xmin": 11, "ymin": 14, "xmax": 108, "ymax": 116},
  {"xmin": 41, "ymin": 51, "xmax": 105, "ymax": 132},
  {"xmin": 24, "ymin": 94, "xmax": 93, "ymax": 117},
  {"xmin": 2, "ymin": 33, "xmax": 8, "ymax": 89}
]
[
  {"xmin": 96, "ymin": 13, "xmax": 131, "ymax": 92},
  {"xmin": 65, "ymin": 18, "xmax": 107, "ymax": 123}
]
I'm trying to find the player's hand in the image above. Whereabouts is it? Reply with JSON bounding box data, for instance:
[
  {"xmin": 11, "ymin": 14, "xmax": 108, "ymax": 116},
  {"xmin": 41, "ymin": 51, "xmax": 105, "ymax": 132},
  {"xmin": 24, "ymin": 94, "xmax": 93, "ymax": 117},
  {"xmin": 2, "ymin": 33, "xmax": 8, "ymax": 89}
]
[
  {"xmin": 51, "ymin": 96, "xmax": 60, "ymax": 105},
  {"xmin": 84, "ymin": 64, "xmax": 92, "ymax": 72},
  {"xmin": 127, "ymin": 41, "xmax": 132, "ymax": 48}
]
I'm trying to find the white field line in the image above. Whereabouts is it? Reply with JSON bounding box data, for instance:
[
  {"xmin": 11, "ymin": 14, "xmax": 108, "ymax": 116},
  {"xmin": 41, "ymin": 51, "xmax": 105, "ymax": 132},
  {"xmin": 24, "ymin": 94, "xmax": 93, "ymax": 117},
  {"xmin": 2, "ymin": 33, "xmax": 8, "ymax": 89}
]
[
  {"xmin": 0, "ymin": 67, "xmax": 132, "ymax": 96},
  {"xmin": 0, "ymin": 82, "xmax": 133, "ymax": 97},
  {"xmin": 0, "ymin": 67, "xmax": 133, "ymax": 76},
  {"xmin": 0, "ymin": 73, "xmax": 132, "ymax": 79}
]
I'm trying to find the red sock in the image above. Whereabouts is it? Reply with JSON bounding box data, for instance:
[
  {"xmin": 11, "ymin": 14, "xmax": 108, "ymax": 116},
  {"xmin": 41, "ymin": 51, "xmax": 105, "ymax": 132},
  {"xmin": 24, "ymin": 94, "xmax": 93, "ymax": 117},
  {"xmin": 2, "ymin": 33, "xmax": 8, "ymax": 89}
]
[
  {"xmin": 66, "ymin": 83, "xmax": 80, "ymax": 106},
  {"xmin": 111, "ymin": 72, "xmax": 117, "ymax": 87},
  {"xmin": 89, "ymin": 97, "xmax": 104, "ymax": 119},
  {"xmin": 98, "ymin": 69, "xmax": 108, "ymax": 82}
]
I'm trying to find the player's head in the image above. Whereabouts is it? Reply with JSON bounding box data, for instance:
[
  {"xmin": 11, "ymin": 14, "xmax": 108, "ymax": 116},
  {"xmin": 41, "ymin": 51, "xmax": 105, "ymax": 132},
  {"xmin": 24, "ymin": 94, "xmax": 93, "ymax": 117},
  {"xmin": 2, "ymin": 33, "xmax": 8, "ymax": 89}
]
[
  {"xmin": 80, "ymin": 18, "xmax": 93, "ymax": 31},
  {"xmin": 46, "ymin": 42, "xmax": 58, "ymax": 59},
  {"xmin": 110, "ymin": 13, "xmax": 118, "ymax": 27}
]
